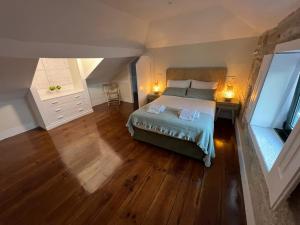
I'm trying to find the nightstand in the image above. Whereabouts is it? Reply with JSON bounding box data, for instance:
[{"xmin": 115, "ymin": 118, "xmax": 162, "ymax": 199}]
[
  {"xmin": 147, "ymin": 93, "xmax": 161, "ymax": 103},
  {"xmin": 215, "ymin": 98, "xmax": 241, "ymax": 124}
]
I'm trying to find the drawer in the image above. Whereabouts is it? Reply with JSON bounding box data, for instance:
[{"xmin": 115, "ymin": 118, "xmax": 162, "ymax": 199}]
[
  {"xmin": 72, "ymin": 93, "xmax": 83, "ymax": 100},
  {"xmin": 42, "ymin": 92, "xmax": 85, "ymax": 108},
  {"xmin": 46, "ymin": 101, "xmax": 89, "ymax": 122}
]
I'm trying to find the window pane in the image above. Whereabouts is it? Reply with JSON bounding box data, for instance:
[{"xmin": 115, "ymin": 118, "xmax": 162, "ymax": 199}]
[{"xmin": 291, "ymin": 97, "xmax": 300, "ymax": 129}]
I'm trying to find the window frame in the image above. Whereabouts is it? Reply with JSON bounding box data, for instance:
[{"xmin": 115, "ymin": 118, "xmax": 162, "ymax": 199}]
[
  {"xmin": 245, "ymin": 38, "xmax": 300, "ymax": 210},
  {"xmin": 285, "ymin": 73, "xmax": 300, "ymax": 131}
]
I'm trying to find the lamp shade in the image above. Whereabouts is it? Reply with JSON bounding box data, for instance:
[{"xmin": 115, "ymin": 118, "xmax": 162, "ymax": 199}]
[
  {"xmin": 152, "ymin": 81, "xmax": 160, "ymax": 94},
  {"xmin": 224, "ymin": 84, "xmax": 234, "ymax": 101}
]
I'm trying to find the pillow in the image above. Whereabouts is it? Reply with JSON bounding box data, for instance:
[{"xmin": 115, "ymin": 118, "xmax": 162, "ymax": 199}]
[
  {"xmin": 186, "ymin": 88, "xmax": 216, "ymax": 100},
  {"xmin": 167, "ymin": 80, "xmax": 191, "ymax": 88},
  {"xmin": 162, "ymin": 87, "xmax": 187, "ymax": 97},
  {"xmin": 191, "ymin": 80, "xmax": 218, "ymax": 89}
]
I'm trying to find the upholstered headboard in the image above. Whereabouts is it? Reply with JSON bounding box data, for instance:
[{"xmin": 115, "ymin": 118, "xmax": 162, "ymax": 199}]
[{"xmin": 166, "ymin": 67, "xmax": 227, "ymax": 96}]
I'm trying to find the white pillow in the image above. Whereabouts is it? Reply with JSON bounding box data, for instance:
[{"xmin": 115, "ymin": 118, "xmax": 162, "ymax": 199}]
[
  {"xmin": 191, "ymin": 80, "xmax": 218, "ymax": 89},
  {"xmin": 167, "ymin": 80, "xmax": 191, "ymax": 88}
]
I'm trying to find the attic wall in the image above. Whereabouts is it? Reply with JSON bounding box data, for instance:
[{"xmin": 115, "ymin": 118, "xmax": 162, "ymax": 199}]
[
  {"xmin": 0, "ymin": 57, "xmax": 38, "ymax": 99},
  {"xmin": 86, "ymin": 58, "xmax": 134, "ymax": 106},
  {"xmin": 113, "ymin": 65, "xmax": 133, "ymax": 103},
  {"xmin": 0, "ymin": 98, "xmax": 37, "ymax": 140},
  {"xmin": 239, "ymin": 8, "xmax": 300, "ymax": 225},
  {"xmin": 147, "ymin": 37, "xmax": 258, "ymax": 103},
  {"xmin": 0, "ymin": 57, "xmax": 38, "ymax": 140}
]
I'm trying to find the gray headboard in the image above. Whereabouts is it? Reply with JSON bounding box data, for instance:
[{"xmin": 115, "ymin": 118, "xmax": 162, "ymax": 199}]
[{"xmin": 166, "ymin": 67, "xmax": 227, "ymax": 96}]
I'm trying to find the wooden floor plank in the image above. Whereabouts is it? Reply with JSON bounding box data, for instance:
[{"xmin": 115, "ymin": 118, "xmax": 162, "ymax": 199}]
[
  {"xmin": 0, "ymin": 102, "xmax": 246, "ymax": 225},
  {"xmin": 107, "ymin": 155, "xmax": 177, "ymax": 225},
  {"xmin": 167, "ymin": 162, "xmax": 204, "ymax": 225}
]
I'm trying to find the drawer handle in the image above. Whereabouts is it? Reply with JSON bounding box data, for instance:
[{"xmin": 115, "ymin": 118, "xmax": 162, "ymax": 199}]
[
  {"xmin": 76, "ymin": 102, "xmax": 82, "ymax": 105},
  {"xmin": 55, "ymin": 108, "xmax": 62, "ymax": 112},
  {"xmin": 78, "ymin": 108, "xmax": 84, "ymax": 112},
  {"xmin": 51, "ymin": 101, "xmax": 59, "ymax": 104},
  {"xmin": 74, "ymin": 95, "xmax": 80, "ymax": 98},
  {"xmin": 57, "ymin": 115, "xmax": 64, "ymax": 119}
]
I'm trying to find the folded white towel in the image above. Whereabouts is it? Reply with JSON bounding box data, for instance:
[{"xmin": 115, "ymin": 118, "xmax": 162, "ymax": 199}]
[
  {"xmin": 179, "ymin": 109, "xmax": 199, "ymax": 121},
  {"xmin": 147, "ymin": 104, "xmax": 166, "ymax": 114}
]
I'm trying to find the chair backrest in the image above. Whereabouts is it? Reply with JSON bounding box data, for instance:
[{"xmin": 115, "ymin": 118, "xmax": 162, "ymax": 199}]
[{"xmin": 103, "ymin": 83, "xmax": 119, "ymax": 94}]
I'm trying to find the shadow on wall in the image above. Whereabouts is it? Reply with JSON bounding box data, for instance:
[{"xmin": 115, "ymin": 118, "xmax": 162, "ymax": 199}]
[
  {"xmin": 0, "ymin": 57, "xmax": 39, "ymax": 140},
  {"xmin": 0, "ymin": 97, "xmax": 37, "ymax": 140}
]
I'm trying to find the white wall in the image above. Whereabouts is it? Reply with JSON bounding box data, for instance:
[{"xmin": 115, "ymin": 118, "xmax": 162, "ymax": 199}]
[
  {"xmin": 136, "ymin": 56, "xmax": 153, "ymax": 107},
  {"xmin": 0, "ymin": 57, "xmax": 38, "ymax": 99},
  {"xmin": 32, "ymin": 58, "xmax": 76, "ymax": 90},
  {"xmin": 87, "ymin": 82, "xmax": 107, "ymax": 107},
  {"xmin": 86, "ymin": 57, "xmax": 135, "ymax": 106},
  {"xmin": 113, "ymin": 65, "xmax": 133, "ymax": 103},
  {"xmin": 77, "ymin": 58, "xmax": 103, "ymax": 79},
  {"xmin": 0, "ymin": 98, "xmax": 37, "ymax": 140},
  {"xmin": 147, "ymin": 37, "xmax": 258, "ymax": 103}
]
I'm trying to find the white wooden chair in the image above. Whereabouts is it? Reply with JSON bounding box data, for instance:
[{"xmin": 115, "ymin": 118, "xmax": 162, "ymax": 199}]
[{"xmin": 103, "ymin": 83, "xmax": 120, "ymax": 106}]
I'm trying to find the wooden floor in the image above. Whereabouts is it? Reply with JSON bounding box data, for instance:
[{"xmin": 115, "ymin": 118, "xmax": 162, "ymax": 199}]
[{"xmin": 0, "ymin": 103, "xmax": 246, "ymax": 225}]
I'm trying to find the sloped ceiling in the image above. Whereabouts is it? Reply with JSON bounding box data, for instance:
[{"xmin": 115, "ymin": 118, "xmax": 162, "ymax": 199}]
[
  {"xmin": 99, "ymin": 0, "xmax": 300, "ymax": 48},
  {"xmin": 2, "ymin": 0, "xmax": 299, "ymax": 53},
  {"xmin": 0, "ymin": 0, "xmax": 299, "ymax": 97},
  {"xmin": 0, "ymin": 0, "xmax": 147, "ymax": 58},
  {"xmin": 86, "ymin": 57, "xmax": 134, "ymax": 83},
  {"xmin": 146, "ymin": 6, "xmax": 258, "ymax": 48},
  {"xmin": 99, "ymin": 0, "xmax": 218, "ymax": 23}
]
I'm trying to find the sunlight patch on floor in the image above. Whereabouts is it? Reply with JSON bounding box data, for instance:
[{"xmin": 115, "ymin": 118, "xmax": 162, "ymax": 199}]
[{"xmin": 53, "ymin": 135, "xmax": 123, "ymax": 193}]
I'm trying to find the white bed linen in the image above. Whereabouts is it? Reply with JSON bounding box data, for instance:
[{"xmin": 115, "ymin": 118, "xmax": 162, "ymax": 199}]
[{"xmin": 150, "ymin": 95, "xmax": 216, "ymax": 119}]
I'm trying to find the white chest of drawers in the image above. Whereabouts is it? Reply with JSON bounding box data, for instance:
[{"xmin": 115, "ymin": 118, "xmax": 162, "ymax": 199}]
[{"xmin": 28, "ymin": 89, "xmax": 93, "ymax": 130}]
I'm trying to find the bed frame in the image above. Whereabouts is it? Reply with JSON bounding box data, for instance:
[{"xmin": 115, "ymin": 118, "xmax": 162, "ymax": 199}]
[{"xmin": 133, "ymin": 67, "xmax": 227, "ymax": 161}]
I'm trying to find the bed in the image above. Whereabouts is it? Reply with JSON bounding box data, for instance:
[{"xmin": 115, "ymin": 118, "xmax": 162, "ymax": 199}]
[{"xmin": 127, "ymin": 67, "xmax": 227, "ymax": 167}]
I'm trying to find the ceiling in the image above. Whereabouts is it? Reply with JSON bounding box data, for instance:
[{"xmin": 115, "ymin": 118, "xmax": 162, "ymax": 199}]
[
  {"xmin": 0, "ymin": 0, "xmax": 299, "ymax": 53},
  {"xmin": 98, "ymin": 0, "xmax": 218, "ymax": 23},
  {"xmin": 99, "ymin": 0, "xmax": 300, "ymax": 30},
  {"xmin": 98, "ymin": 0, "xmax": 300, "ymax": 47},
  {"xmin": 0, "ymin": 0, "xmax": 299, "ymax": 99},
  {"xmin": 0, "ymin": 0, "xmax": 148, "ymax": 58},
  {"xmin": 86, "ymin": 57, "xmax": 134, "ymax": 83}
]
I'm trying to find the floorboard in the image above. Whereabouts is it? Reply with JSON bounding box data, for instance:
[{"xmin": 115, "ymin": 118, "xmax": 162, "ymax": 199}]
[{"xmin": 0, "ymin": 102, "xmax": 246, "ymax": 225}]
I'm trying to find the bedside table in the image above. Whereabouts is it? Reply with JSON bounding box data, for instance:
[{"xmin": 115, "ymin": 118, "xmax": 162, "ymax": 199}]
[
  {"xmin": 147, "ymin": 93, "xmax": 161, "ymax": 103},
  {"xmin": 215, "ymin": 98, "xmax": 241, "ymax": 124}
]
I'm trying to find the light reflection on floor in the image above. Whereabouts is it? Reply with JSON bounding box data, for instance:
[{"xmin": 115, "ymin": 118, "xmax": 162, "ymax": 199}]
[
  {"xmin": 51, "ymin": 134, "xmax": 123, "ymax": 194},
  {"xmin": 215, "ymin": 138, "xmax": 225, "ymax": 148}
]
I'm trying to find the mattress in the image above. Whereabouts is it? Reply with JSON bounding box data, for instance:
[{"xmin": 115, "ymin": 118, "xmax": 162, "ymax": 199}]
[{"xmin": 126, "ymin": 95, "xmax": 216, "ymax": 167}]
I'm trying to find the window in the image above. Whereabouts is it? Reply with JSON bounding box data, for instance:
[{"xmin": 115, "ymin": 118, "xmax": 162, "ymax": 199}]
[
  {"xmin": 276, "ymin": 74, "xmax": 300, "ymax": 141},
  {"xmin": 287, "ymin": 75, "xmax": 300, "ymax": 129},
  {"xmin": 246, "ymin": 39, "xmax": 300, "ymax": 210}
]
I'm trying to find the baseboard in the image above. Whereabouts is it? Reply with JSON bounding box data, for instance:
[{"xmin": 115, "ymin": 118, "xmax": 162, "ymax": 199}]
[
  {"xmin": 0, "ymin": 122, "xmax": 37, "ymax": 141},
  {"xmin": 235, "ymin": 119, "xmax": 256, "ymax": 225},
  {"xmin": 121, "ymin": 96, "xmax": 133, "ymax": 103}
]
